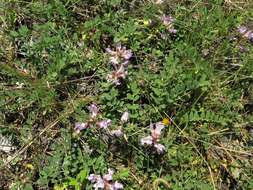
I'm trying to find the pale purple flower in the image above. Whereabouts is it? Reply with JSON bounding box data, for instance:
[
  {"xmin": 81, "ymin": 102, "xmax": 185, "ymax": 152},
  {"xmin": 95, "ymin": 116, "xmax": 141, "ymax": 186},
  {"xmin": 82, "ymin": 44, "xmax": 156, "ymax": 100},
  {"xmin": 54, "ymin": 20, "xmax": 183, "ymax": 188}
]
[
  {"xmin": 140, "ymin": 122, "xmax": 166, "ymax": 154},
  {"xmin": 74, "ymin": 122, "xmax": 89, "ymax": 133},
  {"xmin": 88, "ymin": 174, "xmax": 105, "ymax": 190},
  {"xmin": 106, "ymin": 44, "xmax": 132, "ymax": 66},
  {"xmin": 168, "ymin": 28, "xmax": 177, "ymax": 34},
  {"xmin": 239, "ymin": 45, "xmax": 249, "ymax": 53},
  {"xmin": 161, "ymin": 15, "xmax": 177, "ymax": 34},
  {"xmin": 94, "ymin": 179, "xmax": 105, "ymax": 190},
  {"xmin": 111, "ymin": 181, "xmax": 124, "ymax": 190},
  {"xmin": 96, "ymin": 119, "xmax": 112, "ymax": 129},
  {"xmin": 88, "ymin": 169, "xmax": 124, "ymax": 190},
  {"xmin": 88, "ymin": 174, "xmax": 102, "ymax": 183},
  {"xmin": 161, "ymin": 15, "xmax": 174, "ymax": 26},
  {"xmin": 103, "ymin": 169, "xmax": 114, "ymax": 181},
  {"xmin": 110, "ymin": 129, "xmax": 123, "ymax": 137},
  {"xmin": 150, "ymin": 122, "xmax": 165, "ymax": 139},
  {"xmin": 238, "ymin": 26, "xmax": 247, "ymax": 34},
  {"xmin": 88, "ymin": 174, "xmax": 105, "ymax": 189},
  {"xmin": 75, "ymin": 104, "xmax": 113, "ymax": 133},
  {"xmin": 238, "ymin": 25, "xmax": 253, "ymax": 41},
  {"xmin": 140, "ymin": 136, "xmax": 153, "ymax": 145},
  {"xmin": 88, "ymin": 104, "xmax": 99, "ymax": 119},
  {"xmin": 107, "ymin": 65, "xmax": 128, "ymax": 85},
  {"xmin": 120, "ymin": 111, "xmax": 129, "ymax": 123},
  {"xmin": 154, "ymin": 143, "xmax": 165, "ymax": 154},
  {"xmin": 107, "ymin": 56, "xmax": 119, "ymax": 66}
]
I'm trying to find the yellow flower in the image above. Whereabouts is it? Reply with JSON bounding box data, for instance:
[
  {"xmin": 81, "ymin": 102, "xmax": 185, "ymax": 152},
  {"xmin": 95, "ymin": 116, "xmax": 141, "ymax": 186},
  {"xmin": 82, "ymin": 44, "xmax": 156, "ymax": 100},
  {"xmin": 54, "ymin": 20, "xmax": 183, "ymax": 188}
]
[
  {"xmin": 162, "ymin": 118, "xmax": 170, "ymax": 126},
  {"xmin": 143, "ymin": 20, "xmax": 150, "ymax": 26},
  {"xmin": 25, "ymin": 163, "xmax": 34, "ymax": 170}
]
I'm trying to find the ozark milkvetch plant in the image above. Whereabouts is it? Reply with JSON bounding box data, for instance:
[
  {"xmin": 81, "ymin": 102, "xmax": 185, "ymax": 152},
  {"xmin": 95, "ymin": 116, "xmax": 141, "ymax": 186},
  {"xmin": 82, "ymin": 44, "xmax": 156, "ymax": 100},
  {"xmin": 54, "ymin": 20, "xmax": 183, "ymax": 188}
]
[
  {"xmin": 75, "ymin": 105, "xmax": 129, "ymax": 138},
  {"xmin": 106, "ymin": 44, "xmax": 132, "ymax": 85},
  {"xmin": 106, "ymin": 44, "xmax": 132, "ymax": 66},
  {"xmin": 106, "ymin": 65, "xmax": 128, "ymax": 86},
  {"xmin": 74, "ymin": 104, "xmax": 112, "ymax": 133},
  {"xmin": 88, "ymin": 168, "xmax": 124, "ymax": 190},
  {"xmin": 140, "ymin": 121, "xmax": 166, "ymax": 154}
]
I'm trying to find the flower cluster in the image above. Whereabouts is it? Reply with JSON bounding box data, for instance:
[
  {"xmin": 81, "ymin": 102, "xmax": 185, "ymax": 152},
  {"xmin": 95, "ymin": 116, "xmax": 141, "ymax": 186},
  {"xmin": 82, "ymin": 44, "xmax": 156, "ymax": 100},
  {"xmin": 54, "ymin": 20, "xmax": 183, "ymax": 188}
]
[
  {"xmin": 238, "ymin": 26, "xmax": 253, "ymax": 41},
  {"xmin": 88, "ymin": 169, "xmax": 123, "ymax": 190},
  {"xmin": 106, "ymin": 44, "xmax": 132, "ymax": 85},
  {"xmin": 106, "ymin": 65, "xmax": 128, "ymax": 86},
  {"xmin": 140, "ymin": 121, "xmax": 166, "ymax": 154},
  {"xmin": 160, "ymin": 15, "xmax": 177, "ymax": 34},
  {"xmin": 74, "ymin": 104, "xmax": 129, "ymax": 138},
  {"xmin": 74, "ymin": 104, "xmax": 112, "ymax": 133}
]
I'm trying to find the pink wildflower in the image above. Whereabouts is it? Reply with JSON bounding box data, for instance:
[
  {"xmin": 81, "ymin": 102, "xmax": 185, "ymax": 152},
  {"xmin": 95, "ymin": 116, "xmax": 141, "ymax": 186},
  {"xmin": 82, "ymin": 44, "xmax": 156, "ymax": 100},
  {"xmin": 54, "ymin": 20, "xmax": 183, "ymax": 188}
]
[
  {"xmin": 75, "ymin": 104, "xmax": 112, "ymax": 132},
  {"xmin": 107, "ymin": 65, "xmax": 128, "ymax": 85},
  {"xmin": 120, "ymin": 111, "xmax": 129, "ymax": 123},
  {"xmin": 168, "ymin": 28, "xmax": 177, "ymax": 34},
  {"xmin": 106, "ymin": 44, "xmax": 132, "ymax": 66},
  {"xmin": 140, "ymin": 122, "xmax": 166, "ymax": 154},
  {"xmin": 238, "ymin": 26, "xmax": 253, "ymax": 41},
  {"xmin": 140, "ymin": 136, "xmax": 153, "ymax": 145},
  {"xmin": 96, "ymin": 119, "xmax": 112, "ymax": 129},
  {"xmin": 88, "ymin": 104, "xmax": 99, "ymax": 119},
  {"xmin": 154, "ymin": 143, "xmax": 165, "ymax": 154},
  {"xmin": 74, "ymin": 122, "xmax": 89, "ymax": 133},
  {"xmin": 161, "ymin": 15, "xmax": 177, "ymax": 34},
  {"xmin": 110, "ymin": 129, "xmax": 123, "ymax": 137},
  {"xmin": 150, "ymin": 122, "xmax": 165, "ymax": 140},
  {"xmin": 88, "ymin": 169, "xmax": 124, "ymax": 190},
  {"xmin": 161, "ymin": 15, "xmax": 174, "ymax": 26}
]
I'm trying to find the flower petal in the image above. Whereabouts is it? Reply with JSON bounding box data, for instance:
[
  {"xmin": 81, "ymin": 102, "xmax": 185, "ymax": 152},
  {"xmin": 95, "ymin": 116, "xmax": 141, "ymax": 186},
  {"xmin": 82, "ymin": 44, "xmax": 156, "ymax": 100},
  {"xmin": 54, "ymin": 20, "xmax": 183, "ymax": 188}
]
[
  {"xmin": 88, "ymin": 174, "xmax": 101, "ymax": 183},
  {"xmin": 112, "ymin": 181, "xmax": 124, "ymax": 190},
  {"xmin": 93, "ymin": 178, "xmax": 105, "ymax": 189},
  {"xmin": 120, "ymin": 111, "xmax": 129, "ymax": 123},
  {"xmin": 161, "ymin": 15, "xmax": 174, "ymax": 26},
  {"xmin": 74, "ymin": 122, "xmax": 89, "ymax": 132},
  {"xmin": 117, "ymin": 65, "xmax": 128, "ymax": 79},
  {"xmin": 140, "ymin": 136, "xmax": 153, "ymax": 145},
  {"xmin": 150, "ymin": 122, "xmax": 165, "ymax": 137},
  {"xmin": 168, "ymin": 28, "xmax": 177, "ymax": 34},
  {"xmin": 107, "ymin": 65, "xmax": 128, "ymax": 85},
  {"xmin": 154, "ymin": 143, "xmax": 165, "ymax": 154},
  {"xmin": 106, "ymin": 48, "xmax": 113, "ymax": 54},
  {"xmin": 111, "ymin": 129, "xmax": 123, "ymax": 137},
  {"xmin": 88, "ymin": 104, "xmax": 99, "ymax": 119},
  {"xmin": 238, "ymin": 26, "xmax": 247, "ymax": 34},
  {"xmin": 238, "ymin": 26, "xmax": 253, "ymax": 40},
  {"xmin": 103, "ymin": 168, "xmax": 114, "ymax": 181},
  {"xmin": 106, "ymin": 44, "xmax": 132, "ymax": 66},
  {"xmin": 122, "ymin": 50, "xmax": 132, "ymax": 60},
  {"xmin": 96, "ymin": 119, "xmax": 112, "ymax": 129},
  {"xmin": 109, "ymin": 57, "xmax": 119, "ymax": 65}
]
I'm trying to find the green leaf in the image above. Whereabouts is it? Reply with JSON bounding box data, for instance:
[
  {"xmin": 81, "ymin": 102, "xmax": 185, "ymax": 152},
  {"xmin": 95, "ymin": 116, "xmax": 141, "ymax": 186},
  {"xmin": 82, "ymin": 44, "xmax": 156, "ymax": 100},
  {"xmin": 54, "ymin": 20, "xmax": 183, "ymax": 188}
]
[{"xmin": 77, "ymin": 168, "xmax": 89, "ymax": 183}]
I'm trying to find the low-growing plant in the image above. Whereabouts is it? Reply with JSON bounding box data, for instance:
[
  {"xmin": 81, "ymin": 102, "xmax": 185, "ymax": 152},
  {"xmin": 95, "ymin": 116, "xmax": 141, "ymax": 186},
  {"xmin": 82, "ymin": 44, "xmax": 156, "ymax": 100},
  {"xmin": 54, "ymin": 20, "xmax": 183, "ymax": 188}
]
[{"xmin": 1, "ymin": 0, "xmax": 253, "ymax": 189}]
